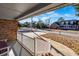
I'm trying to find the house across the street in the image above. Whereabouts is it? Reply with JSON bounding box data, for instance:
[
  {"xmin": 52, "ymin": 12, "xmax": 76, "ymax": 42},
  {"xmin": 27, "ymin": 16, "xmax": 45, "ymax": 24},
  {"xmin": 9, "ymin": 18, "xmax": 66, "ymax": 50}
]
[{"xmin": 50, "ymin": 20, "xmax": 79, "ymax": 30}]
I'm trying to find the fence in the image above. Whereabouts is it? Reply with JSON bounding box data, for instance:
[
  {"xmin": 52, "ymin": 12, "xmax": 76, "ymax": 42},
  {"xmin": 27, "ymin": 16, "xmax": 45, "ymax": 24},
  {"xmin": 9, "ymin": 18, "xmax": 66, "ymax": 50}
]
[{"xmin": 17, "ymin": 32, "xmax": 50, "ymax": 56}]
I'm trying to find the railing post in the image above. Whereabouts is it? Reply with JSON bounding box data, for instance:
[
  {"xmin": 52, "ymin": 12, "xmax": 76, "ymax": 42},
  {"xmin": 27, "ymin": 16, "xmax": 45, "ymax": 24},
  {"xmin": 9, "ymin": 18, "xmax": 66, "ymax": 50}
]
[
  {"xmin": 34, "ymin": 37, "xmax": 36, "ymax": 56},
  {"xmin": 49, "ymin": 39, "xmax": 51, "ymax": 53},
  {"xmin": 19, "ymin": 32, "xmax": 23, "ymax": 56},
  {"xmin": 21, "ymin": 33, "xmax": 23, "ymax": 43},
  {"xmin": 7, "ymin": 46, "xmax": 9, "ymax": 56}
]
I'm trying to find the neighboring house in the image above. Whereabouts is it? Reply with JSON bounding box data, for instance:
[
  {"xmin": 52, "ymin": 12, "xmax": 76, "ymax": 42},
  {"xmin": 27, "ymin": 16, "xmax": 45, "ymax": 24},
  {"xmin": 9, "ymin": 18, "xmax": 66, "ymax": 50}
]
[
  {"xmin": 50, "ymin": 20, "xmax": 79, "ymax": 30},
  {"xmin": 50, "ymin": 22, "xmax": 60, "ymax": 29}
]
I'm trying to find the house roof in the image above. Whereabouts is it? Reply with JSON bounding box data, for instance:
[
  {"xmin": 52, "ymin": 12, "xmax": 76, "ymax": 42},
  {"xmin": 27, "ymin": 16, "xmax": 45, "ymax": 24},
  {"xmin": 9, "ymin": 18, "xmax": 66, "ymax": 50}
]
[{"xmin": 59, "ymin": 20, "xmax": 79, "ymax": 22}]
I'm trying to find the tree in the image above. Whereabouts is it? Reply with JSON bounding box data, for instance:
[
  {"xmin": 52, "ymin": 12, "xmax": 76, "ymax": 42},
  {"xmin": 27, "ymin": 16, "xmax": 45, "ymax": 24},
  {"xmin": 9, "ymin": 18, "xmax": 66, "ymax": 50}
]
[
  {"xmin": 18, "ymin": 22, "xmax": 30, "ymax": 27},
  {"xmin": 25, "ymin": 22, "xmax": 30, "ymax": 27},
  {"xmin": 35, "ymin": 20, "xmax": 47, "ymax": 29},
  {"xmin": 36, "ymin": 20, "xmax": 42, "ymax": 28},
  {"xmin": 31, "ymin": 21, "xmax": 37, "ymax": 28},
  {"xmin": 57, "ymin": 17, "xmax": 64, "ymax": 22},
  {"xmin": 45, "ymin": 18, "xmax": 51, "ymax": 28},
  {"xmin": 74, "ymin": 5, "xmax": 79, "ymax": 16},
  {"xmin": 20, "ymin": 23, "xmax": 25, "ymax": 27}
]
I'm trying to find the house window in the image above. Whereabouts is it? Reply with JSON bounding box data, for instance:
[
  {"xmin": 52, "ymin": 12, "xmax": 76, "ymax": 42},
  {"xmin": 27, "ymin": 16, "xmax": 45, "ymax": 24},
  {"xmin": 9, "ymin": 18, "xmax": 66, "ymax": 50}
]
[
  {"xmin": 78, "ymin": 21, "xmax": 79, "ymax": 25},
  {"xmin": 70, "ymin": 21, "xmax": 73, "ymax": 25},
  {"xmin": 64, "ymin": 22, "xmax": 66, "ymax": 25},
  {"xmin": 66, "ymin": 21, "xmax": 68, "ymax": 25},
  {"xmin": 73, "ymin": 21, "xmax": 76, "ymax": 25},
  {"xmin": 68, "ymin": 21, "xmax": 70, "ymax": 25},
  {"xmin": 61, "ymin": 22, "xmax": 64, "ymax": 25}
]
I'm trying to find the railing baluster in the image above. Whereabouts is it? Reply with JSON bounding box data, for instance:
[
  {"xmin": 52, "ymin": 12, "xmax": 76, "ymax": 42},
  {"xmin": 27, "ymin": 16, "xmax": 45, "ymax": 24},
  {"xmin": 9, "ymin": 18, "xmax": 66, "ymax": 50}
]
[{"xmin": 34, "ymin": 37, "xmax": 36, "ymax": 56}]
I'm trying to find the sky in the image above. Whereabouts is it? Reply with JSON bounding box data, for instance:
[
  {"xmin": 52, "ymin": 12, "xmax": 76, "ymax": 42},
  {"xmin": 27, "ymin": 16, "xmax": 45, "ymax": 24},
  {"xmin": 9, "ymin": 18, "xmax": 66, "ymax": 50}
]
[{"xmin": 19, "ymin": 5, "xmax": 79, "ymax": 24}]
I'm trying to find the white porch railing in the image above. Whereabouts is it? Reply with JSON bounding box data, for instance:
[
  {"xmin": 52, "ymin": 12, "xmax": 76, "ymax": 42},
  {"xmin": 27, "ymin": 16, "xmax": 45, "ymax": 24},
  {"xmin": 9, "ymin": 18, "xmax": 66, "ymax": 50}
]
[{"xmin": 17, "ymin": 32, "xmax": 50, "ymax": 56}]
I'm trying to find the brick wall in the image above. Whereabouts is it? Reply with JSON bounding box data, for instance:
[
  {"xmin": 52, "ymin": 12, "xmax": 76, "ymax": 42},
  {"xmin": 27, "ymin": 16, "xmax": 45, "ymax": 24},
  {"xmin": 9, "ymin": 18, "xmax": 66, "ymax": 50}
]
[{"xmin": 0, "ymin": 19, "xmax": 18, "ymax": 41}]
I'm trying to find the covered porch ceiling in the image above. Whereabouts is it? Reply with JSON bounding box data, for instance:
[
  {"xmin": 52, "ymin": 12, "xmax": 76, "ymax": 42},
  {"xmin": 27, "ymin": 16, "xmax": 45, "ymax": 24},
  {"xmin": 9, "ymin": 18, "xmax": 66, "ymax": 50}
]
[
  {"xmin": 0, "ymin": 3, "xmax": 78, "ymax": 20},
  {"xmin": 0, "ymin": 3, "xmax": 50, "ymax": 20}
]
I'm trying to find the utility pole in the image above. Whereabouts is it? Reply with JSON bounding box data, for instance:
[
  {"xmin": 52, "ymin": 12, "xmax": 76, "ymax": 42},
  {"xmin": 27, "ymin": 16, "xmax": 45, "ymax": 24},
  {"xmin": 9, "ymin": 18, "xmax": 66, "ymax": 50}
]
[{"xmin": 30, "ymin": 17, "xmax": 33, "ymax": 31}]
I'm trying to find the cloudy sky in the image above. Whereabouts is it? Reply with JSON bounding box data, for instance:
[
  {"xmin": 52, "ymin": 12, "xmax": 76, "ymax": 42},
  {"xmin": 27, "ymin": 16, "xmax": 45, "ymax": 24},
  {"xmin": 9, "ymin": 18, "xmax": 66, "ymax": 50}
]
[{"xmin": 19, "ymin": 5, "xmax": 79, "ymax": 24}]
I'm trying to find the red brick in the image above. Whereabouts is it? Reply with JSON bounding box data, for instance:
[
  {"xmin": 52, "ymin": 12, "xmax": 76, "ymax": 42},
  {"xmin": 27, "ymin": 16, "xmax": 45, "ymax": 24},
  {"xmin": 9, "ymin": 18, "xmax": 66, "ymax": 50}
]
[{"xmin": 0, "ymin": 19, "xmax": 18, "ymax": 41}]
